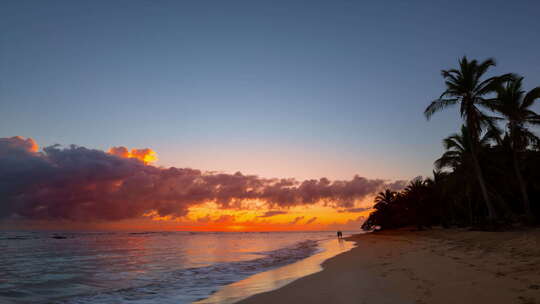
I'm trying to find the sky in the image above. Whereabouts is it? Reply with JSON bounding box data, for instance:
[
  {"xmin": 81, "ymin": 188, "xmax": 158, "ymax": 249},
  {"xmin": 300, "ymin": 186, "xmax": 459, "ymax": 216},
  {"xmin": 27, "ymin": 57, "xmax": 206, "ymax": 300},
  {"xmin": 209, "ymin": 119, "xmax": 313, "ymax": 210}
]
[{"xmin": 1, "ymin": 1, "xmax": 540, "ymax": 231}]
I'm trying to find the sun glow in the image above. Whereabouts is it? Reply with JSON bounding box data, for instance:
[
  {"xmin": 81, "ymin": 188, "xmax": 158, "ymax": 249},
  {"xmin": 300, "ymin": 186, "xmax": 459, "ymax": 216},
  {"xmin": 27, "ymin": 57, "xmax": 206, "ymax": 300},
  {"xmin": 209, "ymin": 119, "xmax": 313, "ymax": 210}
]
[{"xmin": 141, "ymin": 200, "xmax": 373, "ymax": 232}]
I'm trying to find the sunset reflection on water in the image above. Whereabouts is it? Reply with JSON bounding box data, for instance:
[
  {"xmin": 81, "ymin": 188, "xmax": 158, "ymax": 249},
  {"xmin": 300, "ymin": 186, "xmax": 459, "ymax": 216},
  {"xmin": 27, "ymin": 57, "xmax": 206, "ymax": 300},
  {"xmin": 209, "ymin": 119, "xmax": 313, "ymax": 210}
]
[
  {"xmin": 1, "ymin": 231, "xmax": 344, "ymax": 303},
  {"xmin": 197, "ymin": 238, "xmax": 356, "ymax": 304}
]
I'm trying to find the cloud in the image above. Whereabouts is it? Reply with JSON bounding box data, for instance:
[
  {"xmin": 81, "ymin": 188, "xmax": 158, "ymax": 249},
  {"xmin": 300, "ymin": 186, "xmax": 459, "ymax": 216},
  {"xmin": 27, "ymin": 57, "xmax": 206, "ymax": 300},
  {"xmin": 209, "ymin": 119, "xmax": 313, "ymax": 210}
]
[
  {"xmin": 338, "ymin": 207, "xmax": 370, "ymax": 213},
  {"xmin": 108, "ymin": 146, "xmax": 130, "ymax": 158},
  {"xmin": 109, "ymin": 146, "xmax": 158, "ymax": 164},
  {"xmin": 197, "ymin": 214, "xmax": 212, "ymax": 223},
  {"xmin": 0, "ymin": 136, "xmax": 39, "ymax": 154},
  {"xmin": 258, "ymin": 210, "xmax": 288, "ymax": 218},
  {"xmin": 0, "ymin": 137, "xmax": 408, "ymax": 222},
  {"xmin": 306, "ymin": 217, "xmax": 318, "ymax": 224},
  {"xmin": 289, "ymin": 216, "xmax": 304, "ymax": 224},
  {"xmin": 385, "ymin": 179, "xmax": 408, "ymax": 191},
  {"xmin": 215, "ymin": 214, "xmax": 235, "ymax": 223}
]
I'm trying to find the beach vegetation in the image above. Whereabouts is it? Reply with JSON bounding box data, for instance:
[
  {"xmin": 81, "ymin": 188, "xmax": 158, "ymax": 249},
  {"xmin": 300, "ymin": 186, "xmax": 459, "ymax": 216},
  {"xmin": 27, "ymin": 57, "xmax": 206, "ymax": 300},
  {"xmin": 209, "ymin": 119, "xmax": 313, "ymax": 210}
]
[{"xmin": 362, "ymin": 57, "xmax": 540, "ymax": 231}]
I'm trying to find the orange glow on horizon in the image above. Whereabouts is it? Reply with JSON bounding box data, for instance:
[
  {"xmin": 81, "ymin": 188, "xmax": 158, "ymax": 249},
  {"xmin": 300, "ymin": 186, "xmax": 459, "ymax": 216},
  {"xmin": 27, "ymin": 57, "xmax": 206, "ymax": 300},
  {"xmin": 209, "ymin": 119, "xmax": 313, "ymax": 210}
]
[
  {"xmin": 18, "ymin": 204, "xmax": 373, "ymax": 232},
  {"xmin": 142, "ymin": 200, "xmax": 373, "ymax": 232}
]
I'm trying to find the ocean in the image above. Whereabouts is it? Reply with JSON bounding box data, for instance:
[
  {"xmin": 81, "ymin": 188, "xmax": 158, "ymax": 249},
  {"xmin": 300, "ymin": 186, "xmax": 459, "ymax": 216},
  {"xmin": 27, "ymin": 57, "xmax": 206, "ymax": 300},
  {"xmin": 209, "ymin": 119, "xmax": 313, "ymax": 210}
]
[{"xmin": 1, "ymin": 231, "xmax": 357, "ymax": 304}]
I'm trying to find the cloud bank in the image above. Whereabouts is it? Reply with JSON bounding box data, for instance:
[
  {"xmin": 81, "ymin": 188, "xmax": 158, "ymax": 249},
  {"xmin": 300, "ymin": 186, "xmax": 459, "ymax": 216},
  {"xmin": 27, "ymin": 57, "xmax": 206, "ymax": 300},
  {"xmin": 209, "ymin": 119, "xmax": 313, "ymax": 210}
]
[{"xmin": 0, "ymin": 137, "xmax": 407, "ymax": 222}]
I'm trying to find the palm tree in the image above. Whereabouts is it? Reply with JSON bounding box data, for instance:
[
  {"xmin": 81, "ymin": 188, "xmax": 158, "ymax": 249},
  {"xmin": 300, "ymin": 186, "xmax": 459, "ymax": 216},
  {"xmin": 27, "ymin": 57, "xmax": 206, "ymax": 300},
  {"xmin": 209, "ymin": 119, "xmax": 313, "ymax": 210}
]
[
  {"xmin": 424, "ymin": 56, "xmax": 512, "ymax": 221},
  {"xmin": 363, "ymin": 189, "xmax": 398, "ymax": 230},
  {"xmin": 425, "ymin": 170, "xmax": 447, "ymax": 187},
  {"xmin": 491, "ymin": 77, "xmax": 540, "ymax": 218},
  {"xmin": 436, "ymin": 125, "xmax": 494, "ymax": 223},
  {"xmin": 402, "ymin": 178, "xmax": 432, "ymax": 229},
  {"xmin": 374, "ymin": 189, "xmax": 396, "ymax": 209},
  {"xmin": 435, "ymin": 125, "xmax": 492, "ymax": 171},
  {"xmin": 404, "ymin": 178, "xmax": 427, "ymax": 194},
  {"xmin": 425, "ymin": 170, "xmax": 450, "ymax": 226}
]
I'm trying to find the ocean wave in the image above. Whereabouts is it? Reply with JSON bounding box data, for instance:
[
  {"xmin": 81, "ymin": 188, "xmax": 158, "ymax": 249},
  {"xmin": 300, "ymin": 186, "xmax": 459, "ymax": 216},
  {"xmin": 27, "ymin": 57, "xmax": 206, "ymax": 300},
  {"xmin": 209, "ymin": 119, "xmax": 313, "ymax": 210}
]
[{"xmin": 61, "ymin": 239, "xmax": 320, "ymax": 304}]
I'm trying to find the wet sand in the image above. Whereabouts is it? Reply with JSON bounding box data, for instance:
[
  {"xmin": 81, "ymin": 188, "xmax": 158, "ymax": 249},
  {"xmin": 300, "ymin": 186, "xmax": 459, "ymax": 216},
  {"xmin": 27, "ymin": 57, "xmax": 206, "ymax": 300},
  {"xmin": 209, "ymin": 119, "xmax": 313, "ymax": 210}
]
[
  {"xmin": 238, "ymin": 228, "xmax": 540, "ymax": 304},
  {"xmin": 197, "ymin": 238, "xmax": 355, "ymax": 304}
]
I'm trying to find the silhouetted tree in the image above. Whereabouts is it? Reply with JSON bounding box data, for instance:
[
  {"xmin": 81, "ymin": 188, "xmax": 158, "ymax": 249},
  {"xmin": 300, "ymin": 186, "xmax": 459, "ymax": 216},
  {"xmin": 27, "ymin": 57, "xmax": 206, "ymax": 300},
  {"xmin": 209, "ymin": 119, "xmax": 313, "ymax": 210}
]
[
  {"xmin": 362, "ymin": 57, "xmax": 540, "ymax": 231},
  {"xmin": 374, "ymin": 189, "xmax": 396, "ymax": 206},
  {"xmin": 491, "ymin": 77, "xmax": 540, "ymax": 218},
  {"xmin": 424, "ymin": 56, "xmax": 512, "ymax": 221}
]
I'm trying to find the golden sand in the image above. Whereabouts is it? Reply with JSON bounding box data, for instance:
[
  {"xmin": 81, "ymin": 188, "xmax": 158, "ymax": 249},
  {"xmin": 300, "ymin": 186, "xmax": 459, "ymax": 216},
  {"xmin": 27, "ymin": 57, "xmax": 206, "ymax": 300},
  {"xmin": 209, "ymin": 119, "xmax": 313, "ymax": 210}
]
[{"xmin": 238, "ymin": 228, "xmax": 540, "ymax": 304}]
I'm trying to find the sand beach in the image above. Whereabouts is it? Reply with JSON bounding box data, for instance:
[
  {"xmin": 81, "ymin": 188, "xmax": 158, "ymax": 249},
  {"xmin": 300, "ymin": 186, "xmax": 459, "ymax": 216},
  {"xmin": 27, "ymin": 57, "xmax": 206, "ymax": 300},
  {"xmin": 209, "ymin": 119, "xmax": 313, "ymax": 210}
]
[{"xmin": 239, "ymin": 228, "xmax": 540, "ymax": 304}]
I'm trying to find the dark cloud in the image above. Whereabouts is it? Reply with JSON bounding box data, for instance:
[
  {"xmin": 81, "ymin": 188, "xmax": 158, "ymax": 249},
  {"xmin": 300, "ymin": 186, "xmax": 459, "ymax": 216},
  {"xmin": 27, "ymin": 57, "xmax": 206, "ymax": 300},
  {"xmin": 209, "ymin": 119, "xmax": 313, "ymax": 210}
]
[
  {"xmin": 0, "ymin": 137, "xmax": 409, "ymax": 222},
  {"xmin": 289, "ymin": 216, "xmax": 304, "ymax": 224},
  {"xmin": 306, "ymin": 217, "xmax": 318, "ymax": 224},
  {"xmin": 0, "ymin": 136, "xmax": 38, "ymax": 154},
  {"xmin": 258, "ymin": 211, "xmax": 288, "ymax": 218},
  {"xmin": 338, "ymin": 207, "xmax": 370, "ymax": 213}
]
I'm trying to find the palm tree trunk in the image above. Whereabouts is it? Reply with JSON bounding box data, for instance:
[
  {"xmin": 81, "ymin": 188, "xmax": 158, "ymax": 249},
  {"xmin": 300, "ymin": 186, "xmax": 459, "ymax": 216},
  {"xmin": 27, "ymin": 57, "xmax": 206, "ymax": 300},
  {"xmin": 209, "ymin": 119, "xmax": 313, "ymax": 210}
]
[
  {"xmin": 470, "ymin": 147, "xmax": 497, "ymax": 221},
  {"xmin": 466, "ymin": 118, "xmax": 497, "ymax": 221},
  {"xmin": 512, "ymin": 150, "xmax": 532, "ymax": 219}
]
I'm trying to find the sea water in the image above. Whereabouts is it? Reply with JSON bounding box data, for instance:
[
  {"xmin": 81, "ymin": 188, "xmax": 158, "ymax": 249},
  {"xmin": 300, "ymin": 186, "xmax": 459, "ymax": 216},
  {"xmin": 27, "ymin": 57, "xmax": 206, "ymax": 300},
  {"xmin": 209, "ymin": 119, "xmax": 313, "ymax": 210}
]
[{"xmin": 0, "ymin": 231, "xmax": 356, "ymax": 304}]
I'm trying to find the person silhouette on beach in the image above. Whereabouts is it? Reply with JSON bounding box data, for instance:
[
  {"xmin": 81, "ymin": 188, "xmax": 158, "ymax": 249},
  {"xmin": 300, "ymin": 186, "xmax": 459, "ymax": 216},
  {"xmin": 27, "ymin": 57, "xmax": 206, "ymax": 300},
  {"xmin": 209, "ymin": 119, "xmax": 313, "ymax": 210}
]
[{"xmin": 337, "ymin": 231, "xmax": 343, "ymax": 238}]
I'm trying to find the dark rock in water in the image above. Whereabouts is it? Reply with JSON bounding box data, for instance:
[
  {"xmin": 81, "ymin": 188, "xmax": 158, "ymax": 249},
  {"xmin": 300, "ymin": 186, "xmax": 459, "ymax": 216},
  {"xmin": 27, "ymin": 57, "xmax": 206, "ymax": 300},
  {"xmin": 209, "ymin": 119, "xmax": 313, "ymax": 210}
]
[{"xmin": 51, "ymin": 235, "xmax": 67, "ymax": 239}]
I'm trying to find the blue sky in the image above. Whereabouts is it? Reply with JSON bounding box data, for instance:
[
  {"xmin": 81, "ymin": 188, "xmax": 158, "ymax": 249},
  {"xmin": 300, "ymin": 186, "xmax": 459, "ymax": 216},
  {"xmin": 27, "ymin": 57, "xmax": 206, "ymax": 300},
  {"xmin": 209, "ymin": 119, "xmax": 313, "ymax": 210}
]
[{"xmin": 1, "ymin": 0, "xmax": 539, "ymax": 180}]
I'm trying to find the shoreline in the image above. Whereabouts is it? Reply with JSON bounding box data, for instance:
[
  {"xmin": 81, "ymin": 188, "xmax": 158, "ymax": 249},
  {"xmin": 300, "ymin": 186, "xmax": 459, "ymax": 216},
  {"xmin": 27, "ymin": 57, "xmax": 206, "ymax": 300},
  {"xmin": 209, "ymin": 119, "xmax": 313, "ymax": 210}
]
[
  {"xmin": 236, "ymin": 228, "xmax": 540, "ymax": 304},
  {"xmin": 196, "ymin": 236, "xmax": 356, "ymax": 304}
]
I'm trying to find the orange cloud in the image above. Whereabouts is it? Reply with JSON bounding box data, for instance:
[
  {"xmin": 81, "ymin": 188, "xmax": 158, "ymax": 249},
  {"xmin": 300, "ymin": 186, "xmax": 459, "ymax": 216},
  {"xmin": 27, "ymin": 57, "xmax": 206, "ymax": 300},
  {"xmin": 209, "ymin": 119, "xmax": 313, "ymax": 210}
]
[
  {"xmin": 108, "ymin": 146, "xmax": 158, "ymax": 164},
  {"xmin": 0, "ymin": 136, "xmax": 38, "ymax": 153}
]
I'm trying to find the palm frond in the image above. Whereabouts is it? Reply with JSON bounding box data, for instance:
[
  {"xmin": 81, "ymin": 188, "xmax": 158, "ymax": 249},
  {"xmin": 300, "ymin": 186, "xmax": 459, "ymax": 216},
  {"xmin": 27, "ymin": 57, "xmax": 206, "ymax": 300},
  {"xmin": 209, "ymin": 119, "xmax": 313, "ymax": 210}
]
[
  {"xmin": 475, "ymin": 58, "xmax": 496, "ymax": 78},
  {"xmin": 434, "ymin": 154, "xmax": 459, "ymax": 170},
  {"xmin": 443, "ymin": 135, "xmax": 463, "ymax": 151},
  {"xmin": 483, "ymin": 126, "xmax": 503, "ymax": 146},
  {"xmin": 424, "ymin": 98, "xmax": 458, "ymax": 120},
  {"xmin": 475, "ymin": 74, "xmax": 514, "ymax": 96},
  {"xmin": 522, "ymin": 86, "xmax": 540, "ymax": 109},
  {"xmin": 521, "ymin": 128, "xmax": 540, "ymax": 147}
]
